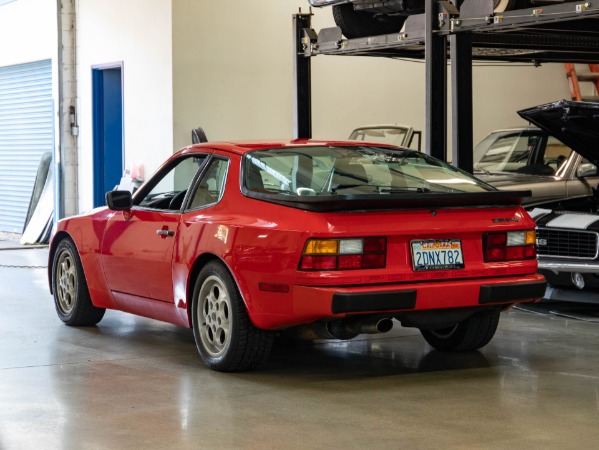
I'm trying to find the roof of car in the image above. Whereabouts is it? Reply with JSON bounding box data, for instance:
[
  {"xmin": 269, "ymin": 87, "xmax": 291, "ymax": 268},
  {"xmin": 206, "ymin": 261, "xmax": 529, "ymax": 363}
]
[{"xmin": 180, "ymin": 139, "xmax": 398, "ymax": 156}]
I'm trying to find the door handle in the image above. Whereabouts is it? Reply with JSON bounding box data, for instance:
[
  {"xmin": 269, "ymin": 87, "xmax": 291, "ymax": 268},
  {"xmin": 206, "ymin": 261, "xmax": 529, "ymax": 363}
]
[{"xmin": 156, "ymin": 229, "xmax": 175, "ymax": 237}]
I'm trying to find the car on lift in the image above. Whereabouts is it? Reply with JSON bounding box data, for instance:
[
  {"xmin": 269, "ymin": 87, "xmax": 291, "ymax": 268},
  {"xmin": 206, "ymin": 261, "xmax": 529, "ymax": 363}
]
[
  {"xmin": 309, "ymin": 0, "xmax": 578, "ymax": 39},
  {"xmin": 515, "ymin": 100, "xmax": 599, "ymax": 301},
  {"xmin": 473, "ymin": 124, "xmax": 599, "ymax": 204},
  {"xmin": 48, "ymin": 139, "xmax": 545, "ymax": 372}
]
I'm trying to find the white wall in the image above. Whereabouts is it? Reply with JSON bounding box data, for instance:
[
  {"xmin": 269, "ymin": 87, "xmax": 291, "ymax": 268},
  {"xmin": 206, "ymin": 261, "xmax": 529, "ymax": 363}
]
[
  {"xmin": 172, "ymin": 0, "xmax": 301, "ymax": 150},
  {"xmin": 0, "ymin": 0, "xmax": 57, "ymax": 67},
  {"xmin": 76, "ymin": 0, "xmax": 173, "ymax": 212},
  {"xmin": 173, "ymin": 0, "xmax": 570, "ymax": 151}
]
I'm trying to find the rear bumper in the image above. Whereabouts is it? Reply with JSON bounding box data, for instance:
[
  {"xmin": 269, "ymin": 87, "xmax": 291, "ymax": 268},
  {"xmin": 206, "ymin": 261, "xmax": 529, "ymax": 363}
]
[
  {"xmin": 479, "ymin": 280, "xmax": 547, "ymax": 304},
  {"xmin": 290, "ymin": 274, "xmax": 546, "ymax": 324}
]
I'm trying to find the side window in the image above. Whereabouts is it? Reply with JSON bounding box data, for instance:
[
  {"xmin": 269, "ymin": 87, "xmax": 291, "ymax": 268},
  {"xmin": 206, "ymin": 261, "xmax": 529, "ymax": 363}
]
[
  {"xmin": 189, "ymin": 158, "xmax": 228, "ymax": 209},
  {"xmin": 138, "ymin": 155, "xmax": 207, "ymax": 210},
  {"xmin": 543, "ymin": 136, "xmax": 573, "ymax": 172}
]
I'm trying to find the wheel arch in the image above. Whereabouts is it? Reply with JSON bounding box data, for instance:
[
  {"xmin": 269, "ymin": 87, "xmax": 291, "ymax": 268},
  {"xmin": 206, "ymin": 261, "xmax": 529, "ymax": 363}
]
[
  {"xmin": 185, "ymin": 253, "xmax": 251, "ymax": 327},
  {"xmin": 48, "ymin": 230, "xmax": 74, "ymax": 294}
]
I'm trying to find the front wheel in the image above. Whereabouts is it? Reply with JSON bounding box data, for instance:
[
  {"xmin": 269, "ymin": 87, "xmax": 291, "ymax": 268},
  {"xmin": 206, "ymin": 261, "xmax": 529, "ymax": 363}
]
[
  {"xmin": 191, "ymin": 261, "xmax": 274, "ymax": 371},
  {"xmin": 420, "ymin": 310, "xmax": 500, "ymax": 351},
  {"xmin": 52, "ymin": 238, "xmax": 105, "ymax": 326}
]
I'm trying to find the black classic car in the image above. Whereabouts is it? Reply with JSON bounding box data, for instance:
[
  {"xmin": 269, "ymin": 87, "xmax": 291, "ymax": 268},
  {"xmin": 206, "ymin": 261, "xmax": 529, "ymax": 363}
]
[{"xmin": 522, "ymin": 101, "xmax": 599, "ymax": 302}]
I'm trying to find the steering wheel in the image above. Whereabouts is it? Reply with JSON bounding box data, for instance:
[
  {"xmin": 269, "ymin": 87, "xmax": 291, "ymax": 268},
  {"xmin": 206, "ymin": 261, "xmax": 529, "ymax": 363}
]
[{"xmin": 168, "ymin": 190, "xmax": 187, "ymax": 210}]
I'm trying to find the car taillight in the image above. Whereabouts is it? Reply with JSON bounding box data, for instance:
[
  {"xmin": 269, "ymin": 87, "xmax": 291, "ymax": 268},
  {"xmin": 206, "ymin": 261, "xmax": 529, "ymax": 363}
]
[
  {"xmin": 484, "ymin": 230, "xmax": 536, "ymax": 262},
  {"xmin": 299, "ymin": 237, "xmax": 386, "ymax": 271}
]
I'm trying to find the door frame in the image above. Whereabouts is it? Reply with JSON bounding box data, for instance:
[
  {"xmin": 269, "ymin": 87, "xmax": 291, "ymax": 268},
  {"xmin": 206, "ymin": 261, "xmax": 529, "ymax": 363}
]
[{"xmin": 92, "ymin": 62, "xmax": 124, "ymax": 207}]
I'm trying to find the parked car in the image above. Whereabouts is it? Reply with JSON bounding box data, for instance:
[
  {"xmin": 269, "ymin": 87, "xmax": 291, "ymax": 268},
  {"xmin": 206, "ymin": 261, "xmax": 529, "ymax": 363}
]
[
  {"xmin": 309, "ymin": 0, "xmax": 577, "ymax": 39},
  {"xmin": 348, "ymin": 124, "xmax": 421, "ymax": 150},
  {"xmin": 517, "ymin": 100, "xmax": 599, "ymax": 299},
  {"xmin": 473, "ymin": 125, "xmax": 599, "ymax": 204},
  {"xmin": 48, "ymin": 139, "xmax": 545, "ymax": 371}
]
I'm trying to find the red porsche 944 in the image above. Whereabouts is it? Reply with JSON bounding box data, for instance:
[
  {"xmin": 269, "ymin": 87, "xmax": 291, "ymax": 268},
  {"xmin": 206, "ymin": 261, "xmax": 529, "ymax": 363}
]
[{"xmin": 48, "ymin": 140, "xmax": 546, "ymax": 371}]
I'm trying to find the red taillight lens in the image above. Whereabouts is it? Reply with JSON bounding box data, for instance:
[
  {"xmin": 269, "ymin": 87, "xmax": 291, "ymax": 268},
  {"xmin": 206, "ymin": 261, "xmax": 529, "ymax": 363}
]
[
  {"xmin": 524, "ymin": 245, "xmax": 536, "ymax": 259},
  {"xmin": 300, "ymin": 255, "xmax": 337, "ymax": 270},
  {"xmin": 362, "ymin": 253, "xmax": 386, "ymax": 268},
  {"xmin": 487, "ymin": 233, "xmax": 507, "ymax": 246},
  {"xmin": 338, "ymin": 255, "xmax": 362, "ymax": 269},
  {"xmin": 363, "ymin": 237, "xmax": 386, "ymax": 253},
  {"xmin": 485, "ymin": 247, "xmax": 506, "ymax": 262},
  {"xmin": 299, "ymin": 237, "xmax": 386, "ymax": 271},
  {"xmin": 484, "ymin": 230, "xmax": 536, "ymax": 262},
  {"xmin": 506, "ymin": 246, "xmax": 525, "ymax": 260}
]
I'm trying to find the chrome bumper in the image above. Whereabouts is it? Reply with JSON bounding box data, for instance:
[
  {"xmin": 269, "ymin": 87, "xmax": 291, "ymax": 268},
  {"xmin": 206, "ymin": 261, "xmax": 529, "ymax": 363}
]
[{"xmin": 537, "ymin": 258, "xmax": 599, "ymax": 274}]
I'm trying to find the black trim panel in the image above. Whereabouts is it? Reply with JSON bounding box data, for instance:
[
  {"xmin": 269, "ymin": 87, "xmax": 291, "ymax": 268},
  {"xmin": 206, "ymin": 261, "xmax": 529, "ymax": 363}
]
[
  {"xmin": 332, "ymin": 290, "xmax": 417, "ymax": 314},
  {"xmin": 244, "ymin": 190, "xmax": 531, "ymax": 212},
  {"xmin": 479, "ymin": 280, "xmax": 547, "ymax": 304}
]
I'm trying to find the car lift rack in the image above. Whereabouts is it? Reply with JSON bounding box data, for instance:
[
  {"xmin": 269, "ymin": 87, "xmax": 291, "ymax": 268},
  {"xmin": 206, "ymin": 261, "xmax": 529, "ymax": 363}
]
[{"xmin": 293, "ymin": 0, "xmax": 599, "ymax": 172}]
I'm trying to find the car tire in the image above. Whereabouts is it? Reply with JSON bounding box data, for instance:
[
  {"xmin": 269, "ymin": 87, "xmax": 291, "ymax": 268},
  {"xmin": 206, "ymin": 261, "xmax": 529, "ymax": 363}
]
[
  {"xmin": 332, "ymin": 4, "xmax": 407, "ymax": 39},
  {"xmin": 419, "ymin": 310, "xmax": 500, "ymax": 352},
  {"xmin": 52, "ymin": 238, "xmax": 106, "ymax": 326},
  {"xmin": 191, "ymin": 261, "xmax": 274, "ymax": 372}
]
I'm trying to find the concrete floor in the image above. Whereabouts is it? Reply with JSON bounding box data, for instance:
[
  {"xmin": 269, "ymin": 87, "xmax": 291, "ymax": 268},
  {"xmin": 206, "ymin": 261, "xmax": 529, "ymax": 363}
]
[{"xmin": 2, "ymin": 241, "xmax": 599, "ymax": 449}]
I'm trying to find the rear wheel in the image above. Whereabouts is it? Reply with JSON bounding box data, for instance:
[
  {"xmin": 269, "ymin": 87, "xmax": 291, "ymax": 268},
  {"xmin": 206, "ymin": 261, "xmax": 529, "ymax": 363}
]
[
  {"xmin": 191, "ymin": 261, "xmax": 274, "ymax": 371},
  {"xmin": 333, "ymin": 4, "xmax": 407, "ymax": 39},
  {"xmin": 420, "ymin": 310, "xmax": 500, "ymax": 351},
  {"xmin": 52, "ymin": 238, "xmax": 105, "ymax": 326}
]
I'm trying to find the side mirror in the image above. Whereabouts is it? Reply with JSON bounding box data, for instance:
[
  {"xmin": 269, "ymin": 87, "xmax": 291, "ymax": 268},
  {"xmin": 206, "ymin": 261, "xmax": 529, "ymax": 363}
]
[
  {"xmin": 577, "ymin": 163, "xmax": 597, "ymax": 178},
  {"xmin": 106, "ymin": 190, "xmax": 133, "ymax": 211}
]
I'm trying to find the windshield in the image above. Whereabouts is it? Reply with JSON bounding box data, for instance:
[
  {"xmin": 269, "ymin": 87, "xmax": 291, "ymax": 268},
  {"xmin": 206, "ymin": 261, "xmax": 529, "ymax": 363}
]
[
  {"xmin": 349, "ymin": 126, "xmax": 410, "ymax": 146},
  {"xmin": 243, "ymin": 146, "xmax": 495, "ymax": 197}
]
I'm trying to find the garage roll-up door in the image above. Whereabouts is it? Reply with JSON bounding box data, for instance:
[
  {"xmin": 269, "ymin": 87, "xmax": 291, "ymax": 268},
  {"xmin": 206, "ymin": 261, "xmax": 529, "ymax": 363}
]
[{"xmin": 0, "ymin": 60, "xmax": 53, "ymax": 233}]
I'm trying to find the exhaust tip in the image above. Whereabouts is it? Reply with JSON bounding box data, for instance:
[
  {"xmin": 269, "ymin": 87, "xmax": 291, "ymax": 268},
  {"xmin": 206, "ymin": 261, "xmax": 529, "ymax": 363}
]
[{"xmin": 376, "ymin": 318, "xmax": 393, "ymax": 333}]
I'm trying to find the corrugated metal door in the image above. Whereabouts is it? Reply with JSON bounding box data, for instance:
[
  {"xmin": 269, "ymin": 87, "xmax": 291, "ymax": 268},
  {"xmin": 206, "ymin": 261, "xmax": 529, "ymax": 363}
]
[{"xmin": 0, "ymin": 60, "xmax": 53, "ymax": 233}]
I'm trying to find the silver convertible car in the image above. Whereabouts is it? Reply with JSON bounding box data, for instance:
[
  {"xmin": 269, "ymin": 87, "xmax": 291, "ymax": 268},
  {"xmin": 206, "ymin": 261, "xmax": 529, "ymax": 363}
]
[
  {"xmin": 474, "ymin": 124, "xmax": 599, "ymax": 204},
  {"xmin": 522, "ymin": 101, "xmax": 599, "ymax": 302}
]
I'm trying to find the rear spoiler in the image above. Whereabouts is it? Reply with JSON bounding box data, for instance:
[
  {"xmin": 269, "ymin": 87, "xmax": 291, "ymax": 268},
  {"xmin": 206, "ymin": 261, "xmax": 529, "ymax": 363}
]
[{"xmin": 245, "ymin": 190, "xmax": 532, "ymax": 212}]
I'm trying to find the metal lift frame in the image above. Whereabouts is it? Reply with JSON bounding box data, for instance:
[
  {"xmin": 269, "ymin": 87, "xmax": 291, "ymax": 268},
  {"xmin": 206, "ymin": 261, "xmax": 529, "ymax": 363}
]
[{"xmin": 293, "ymin": 0, "xmax": 599, "ymax": 173}]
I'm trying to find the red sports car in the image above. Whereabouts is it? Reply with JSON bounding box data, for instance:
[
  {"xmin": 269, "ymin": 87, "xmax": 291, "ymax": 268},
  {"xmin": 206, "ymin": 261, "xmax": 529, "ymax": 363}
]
[{"xmin": 48, "ymin": 140, "xmax": 546, "ymax": 371}]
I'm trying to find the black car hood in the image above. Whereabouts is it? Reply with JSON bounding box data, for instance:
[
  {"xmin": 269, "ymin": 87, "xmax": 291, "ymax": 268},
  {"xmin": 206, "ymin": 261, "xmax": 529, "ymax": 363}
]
[{"xmin": 518, "ymin": 100, "xmax": 599, "ymax": 164}]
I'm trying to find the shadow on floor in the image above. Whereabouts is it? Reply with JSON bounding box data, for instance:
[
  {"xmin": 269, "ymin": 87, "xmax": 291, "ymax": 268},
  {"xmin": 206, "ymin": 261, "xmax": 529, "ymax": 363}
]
[{"xmin": 516, "ymin": 300, "xmax": 599, "ymax": 323}]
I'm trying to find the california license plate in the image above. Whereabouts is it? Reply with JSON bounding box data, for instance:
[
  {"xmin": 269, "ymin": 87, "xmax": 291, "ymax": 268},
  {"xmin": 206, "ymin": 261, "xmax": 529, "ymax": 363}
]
[{"xmin": 410, "ymin": 239, "xmax": 464, "ymax": 271}]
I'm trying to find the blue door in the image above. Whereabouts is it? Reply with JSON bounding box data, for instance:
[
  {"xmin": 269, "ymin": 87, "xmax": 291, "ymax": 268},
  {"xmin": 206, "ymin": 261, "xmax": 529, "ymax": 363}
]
[{"xmin": 92, "ymin": 65, "xmax": 123, "ymax": 207}]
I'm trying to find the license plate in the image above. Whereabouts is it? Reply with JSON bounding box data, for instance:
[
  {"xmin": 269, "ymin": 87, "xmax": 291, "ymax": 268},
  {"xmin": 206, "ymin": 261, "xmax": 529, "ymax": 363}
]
[{"xmin": 410, "ymin": 239, "xmax": 464, "ymax": 271}]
